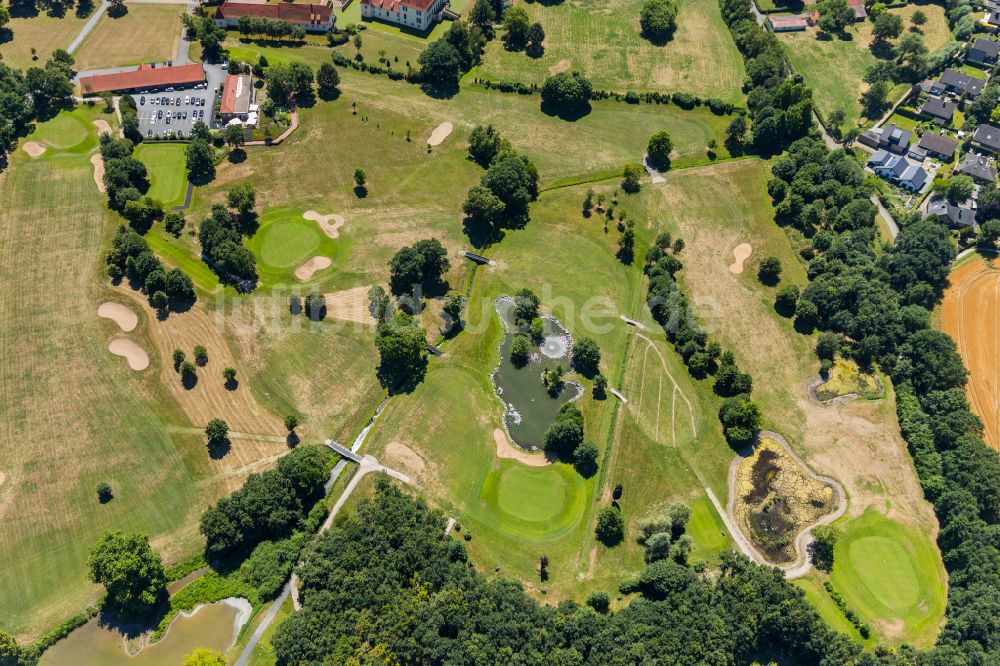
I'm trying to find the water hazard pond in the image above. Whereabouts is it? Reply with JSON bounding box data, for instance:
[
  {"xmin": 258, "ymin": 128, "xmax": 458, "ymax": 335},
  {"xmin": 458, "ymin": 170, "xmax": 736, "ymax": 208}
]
[
  {"xmin": 493, "ymin": 297, "xmax": 582, "ymax": 450},
  {"xmin": 38, "ymin": 598, "xmax": 250, "ymax": 666}
]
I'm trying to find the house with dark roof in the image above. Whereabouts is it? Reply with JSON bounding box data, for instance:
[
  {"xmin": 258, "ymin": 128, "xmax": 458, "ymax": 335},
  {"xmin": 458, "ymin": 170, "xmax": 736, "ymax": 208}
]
[
  {"xmin": 983, "ymin": 10, "xmax": 1000, "ymax": 31},
  {"xmin": 931, "ymin": 69, "xmax": 985, "ymax": 99},
  {"xmin": 214, "ymin": 2, "xmax": 335, "ymax": 32},
  {"xmin": 917, "ymin": 132, "xmax": 958, "ymax": 162},
  {"xmin": 361, "ymin": 0, "xmax": 449, "ymax": 30},
  {"xmin": 972, "ymin": 124, "xmax": 1000, "ymax": 154},
  {"xmin": 955, "ymin": 152, "xmax": 998, "ymax": 183},
  {"xmin": 876, "ymin": 123, "xmax": 913, "ymax": 153},
  {"xmin": 918, "ymin": 96, "xmax": 956, "ymax": 125},
  {"xmin": 967, "ymin": 38, "xmax": 1000, "ymax": 66},
  {"xmin": 926, "ymin": 196, "xmax": 977, "ymax": 228},
  {"xmin": 867, "ymin": 150, "xmax": 929, "ymax": 193}
]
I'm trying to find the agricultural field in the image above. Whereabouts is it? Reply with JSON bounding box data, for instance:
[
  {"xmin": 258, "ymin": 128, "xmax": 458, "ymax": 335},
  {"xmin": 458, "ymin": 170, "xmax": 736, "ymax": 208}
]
[
  {"xmin": 939, "ymin": 253, "xmax": 1000, "ymax": 451},
  {"xmin": 779, "ymin": 2, "xmax": 950, "ymax": 131},
  {"xmin": 474, "ymin": 0, "xmax": 746, "ymax": 102},
  {"xmin": 72, "ymin": 4, "xmax": 185, "ymax": 71},
  {"xmin": 0, "ymin": 9, "xmax": 89, "ymax": 70}
]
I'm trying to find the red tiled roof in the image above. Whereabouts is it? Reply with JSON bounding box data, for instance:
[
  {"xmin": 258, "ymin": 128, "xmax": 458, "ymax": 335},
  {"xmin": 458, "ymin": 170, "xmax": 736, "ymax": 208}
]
[
  {"xmin": 770, "ymin": 15, "xmax": 808, "ymax": 28},
  {"xmin": 214, "ymin": 2, "xmax": 332, "ymax": 25},
  {"xmin": 362, "ymin": 0, "xmax": 437, "ymax": 12},
  {"xmin": 220, "ymin": 74, "xmax": 252, "ymax": 115},
  {"xmin": 79, "ymin": 63, "xmax": 205, "ymax": 95}
]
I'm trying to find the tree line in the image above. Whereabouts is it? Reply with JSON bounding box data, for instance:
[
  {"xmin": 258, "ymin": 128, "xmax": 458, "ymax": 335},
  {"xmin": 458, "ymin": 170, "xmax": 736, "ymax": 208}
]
[{"xmin": 269, "ymin": 478, "xmax": 915, "ymax": 665}]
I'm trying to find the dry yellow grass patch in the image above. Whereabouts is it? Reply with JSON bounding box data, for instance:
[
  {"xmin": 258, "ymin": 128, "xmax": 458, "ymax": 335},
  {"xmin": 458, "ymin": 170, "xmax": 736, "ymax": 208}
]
[{"xmin": 73, "ymin": 4, "xmax": 184, "ymax": 70}]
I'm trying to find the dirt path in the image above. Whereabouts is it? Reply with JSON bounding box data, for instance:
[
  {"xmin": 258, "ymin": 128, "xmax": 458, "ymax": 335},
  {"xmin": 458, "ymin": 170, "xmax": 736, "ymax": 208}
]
[{"xmin": 723, "ymin": 431, "xmax": 848, "ymax": 579}]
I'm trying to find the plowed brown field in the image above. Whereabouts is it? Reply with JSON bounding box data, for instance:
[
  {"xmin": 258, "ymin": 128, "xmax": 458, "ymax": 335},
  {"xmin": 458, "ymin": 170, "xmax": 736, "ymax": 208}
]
[{"xmin": 941, "ymin": 257, "xmax": 1000, "ymax": 451}]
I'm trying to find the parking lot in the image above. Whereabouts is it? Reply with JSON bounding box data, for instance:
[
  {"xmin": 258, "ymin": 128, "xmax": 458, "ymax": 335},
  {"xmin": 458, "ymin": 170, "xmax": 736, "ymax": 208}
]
[{"xmin": 132, "ymin": 84, "xmax": 216, "ymax": 139}]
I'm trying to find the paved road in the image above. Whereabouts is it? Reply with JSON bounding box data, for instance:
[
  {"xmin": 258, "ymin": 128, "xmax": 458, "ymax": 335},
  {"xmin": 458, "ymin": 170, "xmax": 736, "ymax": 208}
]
[
  {"xmin": 66, "ymin": 0, "xmax": 109, "ymax": 54},
  {"xmin": 871, "ymin": 194, "xmax": 900, "ymax": 240}
]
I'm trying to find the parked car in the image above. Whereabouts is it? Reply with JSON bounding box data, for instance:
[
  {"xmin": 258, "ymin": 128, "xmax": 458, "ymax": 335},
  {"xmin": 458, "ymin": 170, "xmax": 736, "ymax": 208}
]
[
  {"xmin": 147, "ymin": 129, "xmax": 152, "ymax": 137},
  {"xmin": 157, "ymin": 110, "xmax": 163, "ymax": 119},
  {"xmin": 184, "ymin": 96, "xmax": 190, "ymax": 104},
  {"xmin": 139, "ymin": 96, "xmax": 145, "ymax": 105},
  {"xmin": 175, "ymin": 97, "xmax": 181, "ymax": 105},
  {"xmin": 166, "ymin": 116, "xmax": 170, "ymax": 125}
]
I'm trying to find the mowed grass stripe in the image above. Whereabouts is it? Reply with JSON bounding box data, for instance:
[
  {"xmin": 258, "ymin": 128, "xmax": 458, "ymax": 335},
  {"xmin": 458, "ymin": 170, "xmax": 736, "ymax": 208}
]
[{"xmin": 0, "ymin": 109, "xmax": 203, "ymax": 638}]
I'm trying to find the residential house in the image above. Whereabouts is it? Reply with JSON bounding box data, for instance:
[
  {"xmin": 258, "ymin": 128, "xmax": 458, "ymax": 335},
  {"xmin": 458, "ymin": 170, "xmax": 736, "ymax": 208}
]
[
  {"xmin": 916, "ymin": 132, "xmax": 958, "ymax": 162},
  {"xmin": 955, "ymin": 152, "xmax": 998, "ymax": 183},
  {"xmin": 361, "ymin": 0, "xmax": 449, "ymax": 31},
  {"xmin": 930, "ymin": 69, "xmax": 985, "ymax": 99},
  {"xmin": 972, "ymin": 124, "xmax": 1000, "ymax": 154},
  {"xmin": 983, "ymin": 10, "xmax": 1000, "ymax": 31},
  {"xmin": 846, "ymin": 0, "xmax": 866, "ymax": 20},
  {"xmin": 867, "ymin": 149, "xmax": 929, "ymax": 192},
  {"xmin": 926, "ymin": 196, "xmax": 977, "ymax": 228},
  {"xmin": 918, "ymin": 96, "xmax": 956, "ymax": 125},
  {"xmin": 967, "ymin": 38, "xmax": 1000, "ymax": 66},
  {"xmin": 214, "ymin": 2, "xmax": 335, "ymax": 32},
  {"xmin": 857, "ymin": 123, "xmax": 911, "ymax": 153}
]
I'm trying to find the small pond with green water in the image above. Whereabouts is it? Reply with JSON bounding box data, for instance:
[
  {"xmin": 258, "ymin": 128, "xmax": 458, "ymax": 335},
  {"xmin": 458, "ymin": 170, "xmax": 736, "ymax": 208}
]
[{"xmin": 492, "ymin": 297, "xmax": 582, "ymax": 450}]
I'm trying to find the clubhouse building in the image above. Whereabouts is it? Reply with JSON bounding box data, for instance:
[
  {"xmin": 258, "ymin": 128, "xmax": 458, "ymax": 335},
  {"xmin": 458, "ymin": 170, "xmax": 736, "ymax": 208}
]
[
  {"xmin": 79, "ymin": 62, "xmax": 206, "ymax": 95},
  {"xmin": 214, "ymin": 1, "xmax": 335, "ymax": 32}
]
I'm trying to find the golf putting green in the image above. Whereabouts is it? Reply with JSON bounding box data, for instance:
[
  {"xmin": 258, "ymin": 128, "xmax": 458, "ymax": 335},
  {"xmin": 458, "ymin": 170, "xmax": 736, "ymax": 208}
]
[
  {"xmin": 829, "ymin": 509, "xmax": 946, "ymax": 646},
  {"xmin": 30, "ymin": 109, "xmax": 90, "ymax": 150},
  {"xmin": 258, "ymin": 219, "xmax": 323, "ymax": 268},
  {"xmin": 480, "ymin": 461, "xmax": 586, "ymax": 537},
  {"xmin": 847, "ymin": 536, "xmax": 920, "ymax": 611}
]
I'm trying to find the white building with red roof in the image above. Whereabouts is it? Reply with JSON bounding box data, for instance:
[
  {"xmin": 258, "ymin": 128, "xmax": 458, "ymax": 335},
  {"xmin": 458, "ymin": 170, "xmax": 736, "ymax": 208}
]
[
  {"xmin": 214, "ymin": 2, "xmax": 335, "ymax": 32},
  {"xmin": 361, "ymin": 0, "xmax": 447, "ymax": 31}
]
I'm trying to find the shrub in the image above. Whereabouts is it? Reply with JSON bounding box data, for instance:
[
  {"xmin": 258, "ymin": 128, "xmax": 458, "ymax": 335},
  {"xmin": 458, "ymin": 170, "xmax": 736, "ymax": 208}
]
[{"xmin": 595, "ymin": 506, "xmax": 625, "ymax": 546}]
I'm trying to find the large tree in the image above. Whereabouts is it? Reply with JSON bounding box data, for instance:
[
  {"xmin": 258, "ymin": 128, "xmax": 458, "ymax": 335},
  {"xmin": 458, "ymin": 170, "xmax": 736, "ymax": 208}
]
[
  {"xmin": 185, "ymin": 138, "xmax": 216, "ymax": 185},
  {"xmin": 87, "ymin": 531, "xmax": 167, "ymax": 618},
  {"xmin": 639, "ymin": 0, "xmax": 678, "ymax": 42},
  {"xmin": 540, "ymin": 71, "xmax": 593, "ymax": 116},
  {"xmin": 418, "ymin": 39, "xmax": 462, "ymax": 92},
  {"xmin": 375, "ymin": 315, "xmax": 429, "ymax": 394},
  {"xmin": 647, "ymin": 130, "xmax": 673, "ymax": 171}
]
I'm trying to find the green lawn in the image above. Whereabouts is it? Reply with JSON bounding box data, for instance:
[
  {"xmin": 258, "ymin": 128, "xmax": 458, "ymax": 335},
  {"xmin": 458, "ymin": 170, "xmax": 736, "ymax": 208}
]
[
  {"xmin": 134, "ymin": 143, "xmax": 188, "ymax": 207},
  {"xmin": 0, "ymin": 10, "xmax": 90, "ymax": 70},
  {"xmin": 473, "ymin": 0, "xmax": 745, "ymax": 102},
  {"xmin": 829, "ymin": 509, "xmax": 947, "ymax": 648},
  {"xmin": 780, "ymin": 2, "xmax": 951, "ymax": 131},
  {"xmin": 247, "ymin": 208, "xmax": 345, "ymax": 286},
  {"xmin": 0, "ymin": 107, "xmax": 209, "ymax": 640},
  {"xmin": 72, "ymin": 4, "xmax": 184, "ymax": 70}
]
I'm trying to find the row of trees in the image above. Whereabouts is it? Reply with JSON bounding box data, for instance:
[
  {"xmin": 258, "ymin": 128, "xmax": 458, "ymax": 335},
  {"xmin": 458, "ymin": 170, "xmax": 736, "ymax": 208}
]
[
  {"xmin": 270, "ymin": 479, "xmax": 902, "ymax": 664},
  {"xmin": 768, "ymin": 132, "xmax": 1000, "ymax": 661},
  {"xmin": 105, "ymin": 226, "xmax": 196, "ymax": 309},
  {"xmin": 197, "ymin": 190, "xmax": 259, "ymax": 291},
  {"xmin": 236, "ymin": 15, "xmax": 306, "ymax": 42}
]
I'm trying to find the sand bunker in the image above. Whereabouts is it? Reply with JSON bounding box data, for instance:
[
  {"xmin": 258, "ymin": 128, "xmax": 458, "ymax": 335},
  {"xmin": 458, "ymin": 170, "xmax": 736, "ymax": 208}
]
[
  {"xmin": 323, "ymin": 286, "xmax": 376, "ymax": 325},
  {"xmin": 494, "ymin": 428, "xmax": 549, "ymax": 467},
  {"xmin": 90, "ymin": 154, "xmax": 106, "ymax": 193},
  {"xmin": 303, "ymin": 210, "xmax": 345, "ymax": 239},
  {"xmin": 295, "ymin": 256, "xmax": 332, "ymax": 281},
  {"xmin": 92, "ymin": 118, "xmax": 112, "ymax": 136},
  {"xmin": 108, "ymin": 338, "xmax": 150, "ymax": 371},
  {"xmin": 97, "ymin": 301, "xmax": 138, "ymax": 332},
  {"xmin": 729, "ymin": 243, "xmax": 752, "ymax": 274},
  {"xmin": 0, "ymin": 471, "xmax": 6, "ymax": 489},
  {"xmin": 22, "ymin": 141, "xmax": 45, "ymax": 158},
  {"xmin": 427, "ymin": 122, "xmax": 453, "ymax": 147},
  {"xmin": 549, "ymin": 59, "xmax": 571, "ymax": 75}
]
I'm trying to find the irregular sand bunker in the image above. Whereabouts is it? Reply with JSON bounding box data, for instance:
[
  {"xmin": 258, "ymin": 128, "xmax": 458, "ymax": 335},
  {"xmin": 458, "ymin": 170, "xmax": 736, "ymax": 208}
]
[
  {"xmin": 303, "ymin": 210, "xmax": 345, "ymax": 238},
  {"xmin": 91, "ymin": 154, "xmax": 106, "ymax": 193},
  {"xmin": 295, "ymin": 256, "xmax": 332, "ymax": 281},
  {"xmin": 323, "ymin": 286, "xmax": 376, "ymax": 324},
  {"xmin": 427, "ymin": 122, "xmax": 453, "ymax": 147},
  {"xmin": 22, "ymin": 141, "xmax": 45, "ymax": 158},
  {"xmin": 0, "ymin": 471, "xmax": 6, "ymax": 489},
  {"xmin": 729, "ymin": 243, "xmax": 752, "ymax": 274},
  {"xmin": 92, "ymin": 118, "xmax": 112, "ymax": 135},
  {"xmin": 549, "ymin": 59, "xmax": 571, "ymax": 75},
  {"xmin": 97, "ymin": 301, "xmax": 138, "ymax": 332},
  {"xmin": 494, "ymin": 428, "xmax": 549, "ymax": 467},
  {"xmin": 108, "ymin": 338, "xmax": 150, "ymax": 371}
]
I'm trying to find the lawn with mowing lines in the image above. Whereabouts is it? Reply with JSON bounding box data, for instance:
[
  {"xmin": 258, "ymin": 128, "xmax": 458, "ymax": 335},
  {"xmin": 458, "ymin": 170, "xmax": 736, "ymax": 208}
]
[
  {"xmin": 246, "ymin": 208, "xmax": 346, "ymax": 286},
  {"xmin": 474, "ymin": 0, "xmax": 745, "ymax": 102},
  {"xmin": 135, "ymin": 143, "xmax": 188, "ymax": 207},
  {"xmin": 0, "ymin": 106, "xmax": 206, "ymax": 640},
  {"xmin": 73, "ymin": 4, "xmax": 184, "ymax": 70},
  {"xmin": 830, "ymin": 509, "xmax": 946, "ymax": 647},
  {"xmin": 0, "ymin": 10, "xmax": 90, "ymax": 70},
  {"xmin": 30, "ymin": 109, "xmax": 92, "ymax": 150}
]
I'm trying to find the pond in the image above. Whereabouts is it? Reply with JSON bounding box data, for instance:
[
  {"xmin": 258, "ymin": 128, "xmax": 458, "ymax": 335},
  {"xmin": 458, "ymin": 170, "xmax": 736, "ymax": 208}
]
[
  {"xmin": 38, "ymin": 598, "xmax": 250, "ymax": 666},
  {"xmin": 492, "ymin": 297, "xmax": 582, "ymax": 450}
]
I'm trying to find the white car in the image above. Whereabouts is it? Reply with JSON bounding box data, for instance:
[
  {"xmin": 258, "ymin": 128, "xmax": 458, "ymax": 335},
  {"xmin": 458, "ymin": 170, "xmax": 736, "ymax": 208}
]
[{"xmin": 184, "ymin": 96, "xmax": 190, "ymax": 105}]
